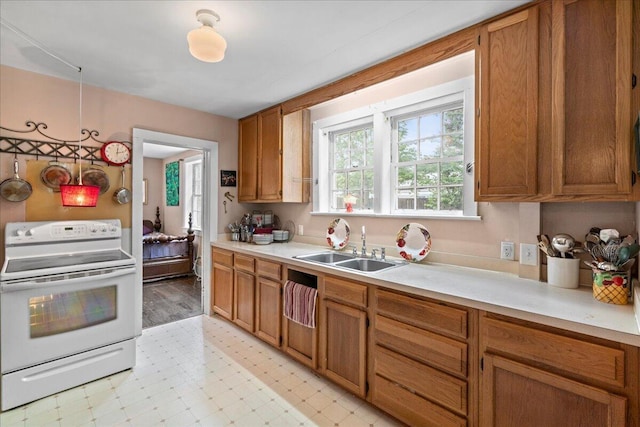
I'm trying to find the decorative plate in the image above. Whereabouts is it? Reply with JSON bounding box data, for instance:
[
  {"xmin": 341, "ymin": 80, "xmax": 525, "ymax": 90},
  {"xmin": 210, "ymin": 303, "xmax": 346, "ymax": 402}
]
[
  {"xmin": 396, "ymin": 223, "xmax": 431, "ymax": 262},
  {"xmin": 326, "ymin": 218, "xmax": 350, "ymax": 250}
]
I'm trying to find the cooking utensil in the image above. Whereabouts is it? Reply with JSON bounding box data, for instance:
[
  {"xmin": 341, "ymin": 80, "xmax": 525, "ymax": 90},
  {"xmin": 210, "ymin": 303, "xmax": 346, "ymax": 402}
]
[
  {"xmin": 539, "ymin": 235, "xmax": 558, "ymax": 257},
  {"xmin": 599, "ymin": 229, "xmax": 619, "ymax": 244},
  {"xmin": 0, "ymin": 158, "xmax": 33, "ymax": 202},
  {"xmin": 616, "ymin": 243, "xmax": 640, "ymax": 267},
  {"xmin": 81, "ymin": 166, "xmax": 110, "ymax": 194},
  {"xmin": 113, "ymin": 168, "xmax": 131, "ymax": 204},
  {"xmin": 40, "ymin": 161, "xmax": 72, "ymax": 191},
  {"xmin": 551, "ymin": 233, "xmax": 575, "ymax": 258}
]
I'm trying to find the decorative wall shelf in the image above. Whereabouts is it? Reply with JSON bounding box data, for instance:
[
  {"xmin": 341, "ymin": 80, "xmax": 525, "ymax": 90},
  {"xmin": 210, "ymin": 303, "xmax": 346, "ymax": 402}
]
[{"xmin": 0, "ymin": 121, "xmax": 131, "ymax": 164}]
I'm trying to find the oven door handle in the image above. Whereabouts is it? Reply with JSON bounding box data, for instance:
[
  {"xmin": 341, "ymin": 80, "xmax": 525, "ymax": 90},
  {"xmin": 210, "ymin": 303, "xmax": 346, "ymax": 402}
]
[{"xmin": 0, "ymin": 266, "xmax": 136, "ymax": 292}]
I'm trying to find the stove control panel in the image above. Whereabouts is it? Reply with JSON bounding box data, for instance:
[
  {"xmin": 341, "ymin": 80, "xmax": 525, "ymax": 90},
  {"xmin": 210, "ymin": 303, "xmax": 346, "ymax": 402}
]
[{"xmin": 6, "ymin": 220, "xmax": 121, "ymax": 245}]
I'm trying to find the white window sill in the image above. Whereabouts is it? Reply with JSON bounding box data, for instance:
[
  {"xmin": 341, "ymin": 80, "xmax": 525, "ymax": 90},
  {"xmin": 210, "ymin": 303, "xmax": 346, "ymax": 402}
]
[{"xmin": 310, "ymin": 211, "xmax": 481, "ymax": 221}]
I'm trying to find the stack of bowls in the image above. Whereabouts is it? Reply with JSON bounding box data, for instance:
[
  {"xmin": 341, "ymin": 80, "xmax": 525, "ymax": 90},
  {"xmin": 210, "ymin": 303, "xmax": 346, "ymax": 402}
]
[
  {"xmin": 253, "ymin": 234, "xmax": 273, "ymax": 245},
  {"xmin": 272, "ymin": 230, "xmax": 289, "ymax": 242}
]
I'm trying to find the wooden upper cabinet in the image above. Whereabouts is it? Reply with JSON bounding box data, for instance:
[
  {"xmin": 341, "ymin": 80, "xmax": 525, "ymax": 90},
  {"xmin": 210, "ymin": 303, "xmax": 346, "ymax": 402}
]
[
  {"xmin": 551, "ymin": 0, "xmax": 632, "ymax": 196},
  {"xmin": 257, "ymin": 105, "xmax": 283, "ymax": 201},
  {"xmin": 238, "ymin": 115, "xmax": 259, "ymax": 201},
  {"xmin": 477, "ymin": 7, "xmax": 539, "ymax": 199},
  {"xmin": 238, "ymin": 107, "xmax": 310, "ymax": 203}
]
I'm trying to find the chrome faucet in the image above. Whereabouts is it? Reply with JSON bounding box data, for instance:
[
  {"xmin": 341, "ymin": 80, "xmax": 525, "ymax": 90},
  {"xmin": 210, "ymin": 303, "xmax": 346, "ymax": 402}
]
[
  {"xmin": 361, "ymin": 226, "xmax": 366, "ymax": 257},
  {"xmin": 371, "ymin": 249, "xmax": 378, "ymax": 259}
]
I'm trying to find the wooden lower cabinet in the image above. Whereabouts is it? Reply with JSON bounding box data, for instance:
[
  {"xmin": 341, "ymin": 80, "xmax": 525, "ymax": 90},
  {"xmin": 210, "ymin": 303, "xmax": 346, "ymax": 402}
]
[
  {"xmin": 283, "ymin": 318, "xmax": 317, "ymax": 369},
  {"xmin": 255, "ymin": 276, "xmax": 282, "ymax": 347},
  {"xmin": 211, "ymin": 249, "xmax": 234, "ymax": 320},
  {"xmin": 233, "ymin": 270, "xmax": 255, "ymax": 332},
  {"xmin": 482, "ymin": 354, "xmax": 626, "ymax": 427},
  {"xmin": 480, "ymin": 314, "xmax": 639, "ymax": 427},
  {"xmin": 322, "ymin": 300, "xmax": 367, "ymax": 397}
]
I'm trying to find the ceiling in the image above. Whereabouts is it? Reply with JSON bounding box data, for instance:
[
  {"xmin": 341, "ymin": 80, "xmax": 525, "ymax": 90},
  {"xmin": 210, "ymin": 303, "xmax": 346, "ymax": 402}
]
[{"xmin": 0, "ymin": 1, "xmax": 529, "ymax": 120}]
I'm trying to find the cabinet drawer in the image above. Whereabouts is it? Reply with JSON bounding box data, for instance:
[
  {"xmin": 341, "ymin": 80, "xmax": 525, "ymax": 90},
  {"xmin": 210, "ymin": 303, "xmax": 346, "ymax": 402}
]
[
  {"xmin": 234, "ymin": 254, "xmax": 255, "ymax": 273},
  {"xmin": 376, "ymin": 289, "xmax": 468, "ymax": 339},
  {"xmin": 375, "ymin": 345, "xmax": 467, "ymax": 416},
  {"xmin": 324, "ymin": 276, "xmax": 367, "ymax": 307},
  {"xmin": 256, "ymin": 259, "xmax": 281, "ymax": 280},
  {"xmin": 212, "ymin": 248, "xmax": 233, "ymax": 267},
  {"xmin": 372, "ymin": 374, "xmax": 466, "ymax": 427},
  {"xmin": 375, "ymin": 314, "xmax": 467, "ymax": 378},
  {"xmin": 482, "ymin": 317, "xmax": 625, "ymax": 387}
]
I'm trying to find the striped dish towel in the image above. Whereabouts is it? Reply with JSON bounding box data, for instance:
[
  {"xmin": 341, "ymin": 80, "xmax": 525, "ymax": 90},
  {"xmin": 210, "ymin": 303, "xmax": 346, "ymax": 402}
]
[{"xmin": 283, "ymin": 280, "xmax": 317, "ymax": 328}]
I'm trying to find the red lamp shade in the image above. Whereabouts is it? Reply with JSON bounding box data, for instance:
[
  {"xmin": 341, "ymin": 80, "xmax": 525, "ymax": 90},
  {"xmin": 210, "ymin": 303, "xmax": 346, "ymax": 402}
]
[{"xmin": 59, "ymin": 184, "xmax": 100, "ymax": 207}]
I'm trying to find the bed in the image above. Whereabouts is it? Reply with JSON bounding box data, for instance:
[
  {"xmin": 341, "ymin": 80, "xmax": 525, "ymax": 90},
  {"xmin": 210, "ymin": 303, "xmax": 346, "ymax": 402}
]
[{"xmin": 142, "ymin": 207, "xmax": 195, "ymax": 282}]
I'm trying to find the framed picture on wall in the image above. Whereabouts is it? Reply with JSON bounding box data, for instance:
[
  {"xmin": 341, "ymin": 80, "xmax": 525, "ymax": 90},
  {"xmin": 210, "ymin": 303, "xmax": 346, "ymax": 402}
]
[
  {"xmin": 165, "ymin": 161, "xmax": 180, "ymax": 206},
  {"xmin": 221, "ymin": 170, "xmax": 236, "ymax": 187}
]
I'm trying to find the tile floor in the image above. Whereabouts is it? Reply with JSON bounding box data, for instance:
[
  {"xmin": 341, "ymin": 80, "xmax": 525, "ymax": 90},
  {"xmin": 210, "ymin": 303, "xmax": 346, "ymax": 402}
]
[{"xmin": 1, "ymin": 315, "xmax": 401, "ymax": 427}]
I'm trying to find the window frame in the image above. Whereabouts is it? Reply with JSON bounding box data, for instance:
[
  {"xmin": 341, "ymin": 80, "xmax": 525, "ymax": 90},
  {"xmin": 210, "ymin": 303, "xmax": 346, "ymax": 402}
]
[
  {"xmin": 183, "ymin": 154, "xmax": 203, "ymax": 231},
  {"xmin": 313, "ymin": 76, "xmax": 477, "ymax": 219}
]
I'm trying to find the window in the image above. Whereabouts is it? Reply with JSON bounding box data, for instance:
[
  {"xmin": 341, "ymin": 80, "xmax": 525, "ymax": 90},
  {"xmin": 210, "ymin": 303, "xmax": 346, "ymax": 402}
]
[
  {"xmin": 314, "ymin": 76, "xmax": 476, "ymax": 218},
  {"xmin": 184, "ymin": 155, "xmax": 203, "ymax": 230}
]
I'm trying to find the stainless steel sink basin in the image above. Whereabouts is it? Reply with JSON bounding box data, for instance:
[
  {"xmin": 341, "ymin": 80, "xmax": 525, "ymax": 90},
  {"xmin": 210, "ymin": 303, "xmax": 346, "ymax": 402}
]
[
  {"xmin": 334, "ymin": 258, "xmax": 403, "ymax": 272},
  {"xmin": 294, "ymin": 251, "xmax": 405, "ymax": 273},
  {"xmin": 294, "ymin": 252, "xmax": 355, "ymax": 263}
]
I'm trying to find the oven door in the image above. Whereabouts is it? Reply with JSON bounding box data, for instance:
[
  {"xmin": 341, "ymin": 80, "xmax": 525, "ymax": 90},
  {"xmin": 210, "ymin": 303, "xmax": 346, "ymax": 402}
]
[{"xmin": 0, "ymin": 267, "xmax": 136, "ymax": 373}]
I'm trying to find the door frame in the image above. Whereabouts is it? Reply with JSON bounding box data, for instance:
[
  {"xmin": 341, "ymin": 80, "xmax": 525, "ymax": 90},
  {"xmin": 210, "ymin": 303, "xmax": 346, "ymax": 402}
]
[{"xmin": 132, "ymin": 128, "xmax": 218, "ymax": 335}]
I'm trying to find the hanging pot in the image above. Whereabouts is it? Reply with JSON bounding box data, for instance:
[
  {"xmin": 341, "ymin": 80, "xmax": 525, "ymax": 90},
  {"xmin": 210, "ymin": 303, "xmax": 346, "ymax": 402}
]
[
  {"xmin": 40, "ymin": 160, "xmax": 72, "ymax": 192},
  {"xmin": 113, "ymin": 168, "xmax": 131, "ymax": 204},
  {"xmin": 80, "ymin": 166, "xmax": 110, "ymax": 195},
  {"xmin": 0, "ymin": 158, "xmax": 33, "ymax": 202}
]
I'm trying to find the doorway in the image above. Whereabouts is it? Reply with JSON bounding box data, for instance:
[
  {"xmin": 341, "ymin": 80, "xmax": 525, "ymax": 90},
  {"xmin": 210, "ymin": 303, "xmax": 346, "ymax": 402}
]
[{"xmin": 131, "ymin": 129, "xmax": 218, "ymax": 335}]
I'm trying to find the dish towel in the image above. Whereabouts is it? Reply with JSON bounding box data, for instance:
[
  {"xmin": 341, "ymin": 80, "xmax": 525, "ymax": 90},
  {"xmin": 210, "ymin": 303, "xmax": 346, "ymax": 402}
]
[{"xmin": 283, "ymin": 280, "xmax": 317, "ymax": 328}]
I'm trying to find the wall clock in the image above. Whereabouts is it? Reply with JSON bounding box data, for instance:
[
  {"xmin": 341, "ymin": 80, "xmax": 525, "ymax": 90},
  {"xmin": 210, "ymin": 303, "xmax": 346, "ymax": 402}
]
[{"xmin": 100, "ymin": 141, "xmax": 131, "ymax": 166}]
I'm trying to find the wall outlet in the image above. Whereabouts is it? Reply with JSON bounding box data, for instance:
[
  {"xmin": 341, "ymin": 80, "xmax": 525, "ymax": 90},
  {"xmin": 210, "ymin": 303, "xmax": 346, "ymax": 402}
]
[
  {"xmin": 298, "ymin": 224, "xmax": 304, "ymax": 236},
  {"xmin": 520, "ymin": 243, "xmax": 538, "ymax": 266},
  {"xmin": 501, "ymin": 241, "xmax": 515, "ymax": 260}
]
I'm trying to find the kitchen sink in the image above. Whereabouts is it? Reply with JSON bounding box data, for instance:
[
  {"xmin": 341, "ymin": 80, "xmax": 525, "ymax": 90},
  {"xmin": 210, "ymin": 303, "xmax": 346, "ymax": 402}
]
[
  {"xmin": 294, "ymin": 252, "xmax": 405, "ymax": 273},
  {"xmin": 294, "ymin": 252, "xmax": 355, "ymax": 263},
  {"xmin": 334, "ymin": 258, "xmax": 403, "ymax": 272}
]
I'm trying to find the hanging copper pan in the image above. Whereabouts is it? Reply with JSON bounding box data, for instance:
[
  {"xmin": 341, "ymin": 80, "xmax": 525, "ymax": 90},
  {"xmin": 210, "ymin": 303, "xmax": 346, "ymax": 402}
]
[{"xmin": 40, "ymin": 161, "xmax": 72, "ymax": 192}]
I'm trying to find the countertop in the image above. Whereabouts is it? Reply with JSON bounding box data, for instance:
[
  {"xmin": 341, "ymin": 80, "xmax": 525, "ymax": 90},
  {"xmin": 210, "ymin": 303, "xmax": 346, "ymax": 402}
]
[{"xmin": 212, "ymin": 240, "xmax": 640, "ymax": 347}]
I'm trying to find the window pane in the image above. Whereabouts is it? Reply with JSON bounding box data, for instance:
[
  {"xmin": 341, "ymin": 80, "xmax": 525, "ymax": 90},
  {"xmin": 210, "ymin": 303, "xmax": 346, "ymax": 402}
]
[
  {"xmin": 396, "ymin": 166, "xmax": 414, "ymax": 187},
  {"xmin": 442, "ymin": 134, "xmax": 463, "ymax": 157},
  {"xmin": 441, "ymin": 186, "xmax": 463, "ymax": 211},
  {"xmin": 332, "ymin": 191, "xmax": 345, "ymax": 209},
  {"xmin": 399, "ymin": 118, "xmax": 418, "ymax": 142},
  {"xmin": 362, "ymin": 189, "xmax": 374, "ymax": 209},
  {"xmin": 419, "ymin": 137, "xmax": 441, "ymax": 159},
  {"xmin": 418, "ymin": 188, "xmax": 438, "ymax": 210},
  {"xmin": 417, "ymin": 163, "xmax": 438, "ymax": 186},
  {"xmin": 398, "ymin": 142, "xmax": 418, "ymax": 162},
  {"xmin": 444, "ymin": 108, "xmax": 463, "ymax": 133},
  {"xmin": 396, "ymin": 189, "xmax": 415, "ymax": 210},
  {"xmin": 420, "ymin": 112, "xmax": 441, "ymax": 137},
  {"xmin": 347, "ymin": 171, "xmax": 362, "ymax": 189},
  {"xmin": 364, "ymin": 170, "xmax": 374, "ymax": 189},
  {"xmin": 441, "ymin": 161, "xmax": 464, "ymax": 185},
  {"xmin": 333, "ymin": 172, "xmax": 347, "ymax": 190}
]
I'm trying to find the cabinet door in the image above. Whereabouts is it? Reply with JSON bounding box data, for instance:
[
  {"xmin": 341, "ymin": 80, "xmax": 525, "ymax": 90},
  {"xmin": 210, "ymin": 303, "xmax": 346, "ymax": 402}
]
[
  {"xmin": 322, "ymin": 300, "xmax": 367, "ymax": 397},
  {"xmin": 476, "ymin": 7, "xmax": 539, "ymax": 199},
  {"xmin": 481, "ymin": 354, "xmax": 627, "ymax": 427},
  {"xmin": 551, "ymin": 0, "xmax": 632, "ymax": 196},
  {"xmin": 233, "ymin": 270, "xmax": 255, "ymax": 332},
  {"xmin": 255, "ymin": 277, "xmax": 282, "ymax": 347},
  {"xmin": 212, "ymin": 263, "xmax": 233, "ymax": 320},
  {"xmin": 238, "ymin": 114, "xmax": 258, "ymax": 201},
  {"xmin": 258, "ymin": 105, "xmax": 282, "ymax": 201}
]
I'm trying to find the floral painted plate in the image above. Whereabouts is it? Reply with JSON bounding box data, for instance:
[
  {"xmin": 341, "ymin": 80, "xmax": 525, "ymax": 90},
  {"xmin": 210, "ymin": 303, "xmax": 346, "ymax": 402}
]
[
  {"xmin": 396, "ymin": 223, "xmax": 431, "ymax": 262},
  {"xmin": 326, "ymin": 218, "xmax": 350, "ymax": 250}
]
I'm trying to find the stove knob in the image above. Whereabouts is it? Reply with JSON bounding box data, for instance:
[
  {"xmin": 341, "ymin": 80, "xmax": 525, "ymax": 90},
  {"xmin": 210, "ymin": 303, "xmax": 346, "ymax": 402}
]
[
  {"xmin": 16, "ymin": 229, "xmax": 25, "ymax": 236},
  {"xmin": 26, "ymin": 228, "xmax": 35, "ymax": 236}
]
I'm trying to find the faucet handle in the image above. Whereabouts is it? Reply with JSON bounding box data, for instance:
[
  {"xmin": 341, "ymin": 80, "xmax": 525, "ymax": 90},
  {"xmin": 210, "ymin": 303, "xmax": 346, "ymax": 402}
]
[
  {"xmin": 347, "ymin": 244, "xmax": 358, "ymax": 256},
  {"xmin": 381, "ymin": 248, "xmax": 386, "ymax": 261},
  {"xmin": 371, "ymin": 249, "xmax": 378, "ymax": 259}
]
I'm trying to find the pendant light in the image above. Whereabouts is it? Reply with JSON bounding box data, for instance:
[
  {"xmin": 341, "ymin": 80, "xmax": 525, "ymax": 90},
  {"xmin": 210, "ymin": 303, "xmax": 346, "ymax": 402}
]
[
  {"xmin": 60, "ymin": 68, "xmax": 100, "ymax": 207},
  {"xmin": 187, "ymin": 9, "xmax": 227, "ymax": 63}
]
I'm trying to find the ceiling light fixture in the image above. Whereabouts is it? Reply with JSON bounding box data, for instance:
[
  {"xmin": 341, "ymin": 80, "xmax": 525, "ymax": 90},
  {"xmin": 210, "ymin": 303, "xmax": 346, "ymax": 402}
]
[{"xmin": 187, "ymin": 9, "xmax": 227, "ymax": 63}]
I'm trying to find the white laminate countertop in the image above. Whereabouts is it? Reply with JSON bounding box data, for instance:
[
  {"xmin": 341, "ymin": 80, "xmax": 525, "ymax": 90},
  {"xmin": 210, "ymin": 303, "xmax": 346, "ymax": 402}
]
[{"xmin": 212, "ymin": 240, "xmax": 640, "ymax": 347}]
